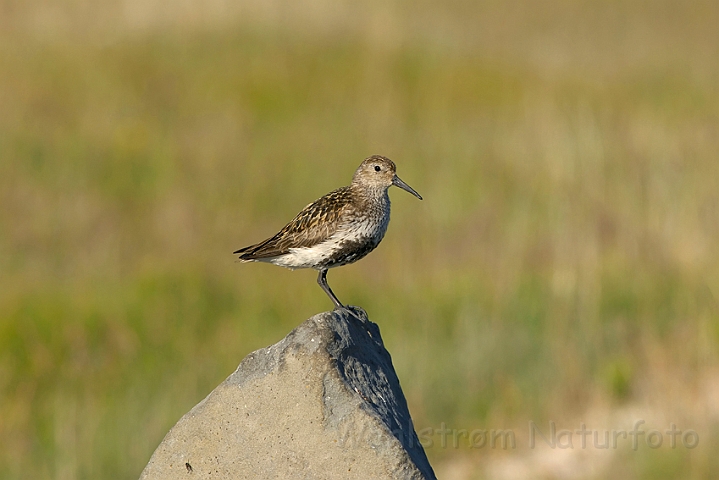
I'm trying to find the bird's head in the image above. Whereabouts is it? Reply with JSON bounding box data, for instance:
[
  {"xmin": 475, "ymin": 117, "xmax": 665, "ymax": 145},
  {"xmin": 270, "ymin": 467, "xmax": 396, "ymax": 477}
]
[{"xmin": 352, "ymin": 155, "xmax": 422, "ymax": 200}]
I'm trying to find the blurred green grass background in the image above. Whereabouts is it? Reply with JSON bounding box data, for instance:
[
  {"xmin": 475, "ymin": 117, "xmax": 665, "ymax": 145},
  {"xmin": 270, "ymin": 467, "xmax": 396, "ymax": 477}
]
[{"xmin": 1, "ymin": 1, "xmax": 719, "ymax": 478}]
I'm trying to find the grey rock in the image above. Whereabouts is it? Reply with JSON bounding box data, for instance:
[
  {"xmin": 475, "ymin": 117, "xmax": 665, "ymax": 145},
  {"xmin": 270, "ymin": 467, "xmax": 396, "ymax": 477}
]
[{"xmin": 140, "ymin": 307, "xmax": 436, "ymax": 480}]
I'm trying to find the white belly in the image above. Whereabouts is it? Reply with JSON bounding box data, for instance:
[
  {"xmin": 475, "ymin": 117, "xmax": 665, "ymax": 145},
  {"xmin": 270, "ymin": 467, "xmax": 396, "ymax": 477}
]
[{"xmin": 270, "ymin": 216, "xmax": 388, "ymax": 270}]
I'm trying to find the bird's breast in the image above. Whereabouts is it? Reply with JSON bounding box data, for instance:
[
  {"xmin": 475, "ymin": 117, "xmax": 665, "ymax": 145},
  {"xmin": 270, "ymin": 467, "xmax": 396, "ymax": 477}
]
[{"xmin": 321, "ymin": 202, "xmax": 390, "ymax": 267}]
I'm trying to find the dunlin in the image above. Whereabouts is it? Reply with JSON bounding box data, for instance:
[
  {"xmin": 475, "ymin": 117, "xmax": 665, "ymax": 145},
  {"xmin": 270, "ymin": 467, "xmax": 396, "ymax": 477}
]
[{"xmin": 234, "ymin": 155, "xmax": 422, "ymax": 309}]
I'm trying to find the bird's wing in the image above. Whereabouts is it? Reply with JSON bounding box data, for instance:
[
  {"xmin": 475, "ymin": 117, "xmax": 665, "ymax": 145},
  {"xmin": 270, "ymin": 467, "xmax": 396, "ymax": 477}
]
[{"xmin": 235, "ymin": 187, "xmax": 355, "ymax": 260}]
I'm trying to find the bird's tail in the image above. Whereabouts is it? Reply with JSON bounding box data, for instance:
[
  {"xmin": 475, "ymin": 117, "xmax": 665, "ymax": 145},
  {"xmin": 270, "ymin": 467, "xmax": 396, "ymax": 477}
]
[{"xmin": 233, "ymin": 244, "xmax": 259, "ymax": 261}]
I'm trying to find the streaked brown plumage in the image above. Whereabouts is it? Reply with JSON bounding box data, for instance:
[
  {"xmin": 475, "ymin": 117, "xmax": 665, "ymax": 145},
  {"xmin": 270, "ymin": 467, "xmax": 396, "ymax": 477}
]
[
  {"xmin": 233, "ymin": 187, "xmax": 355, "ymax": 260},
  {"xmin": 234, "ymin": 155, "xmax": 422, "ymax": 309}
]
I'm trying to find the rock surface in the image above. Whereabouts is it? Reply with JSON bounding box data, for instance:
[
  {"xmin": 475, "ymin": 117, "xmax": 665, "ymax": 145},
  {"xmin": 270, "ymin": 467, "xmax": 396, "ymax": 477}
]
[{"xmin": 140, "ymin": 307, "xmax": 436, "ymax": 480}]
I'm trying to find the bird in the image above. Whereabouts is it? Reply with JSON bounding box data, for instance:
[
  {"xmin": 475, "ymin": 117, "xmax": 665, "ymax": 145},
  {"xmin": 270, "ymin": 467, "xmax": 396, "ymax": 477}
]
[{"xmin": 233, "ymin": 155, "xmax": 422, "ymax": 309}]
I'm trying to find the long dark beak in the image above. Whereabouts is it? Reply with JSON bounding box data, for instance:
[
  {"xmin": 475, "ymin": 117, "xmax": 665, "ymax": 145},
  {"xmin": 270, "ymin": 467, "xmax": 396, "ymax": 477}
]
[{"xmin": 392, "ymin": 175, "xmax": 422, "ymax": 200}]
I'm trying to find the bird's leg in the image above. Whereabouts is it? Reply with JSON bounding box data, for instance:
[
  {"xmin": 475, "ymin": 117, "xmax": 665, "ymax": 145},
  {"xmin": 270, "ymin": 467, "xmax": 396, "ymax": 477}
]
[{"xmin": 317, "ymin": 269, "xmax": 344, "ymax": 309}]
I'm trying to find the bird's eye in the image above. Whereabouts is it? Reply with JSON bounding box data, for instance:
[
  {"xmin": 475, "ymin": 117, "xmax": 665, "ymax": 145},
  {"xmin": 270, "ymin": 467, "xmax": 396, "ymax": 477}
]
[{"xmin": 374, "ymin": 165, "xmax": 381, "ymax": 172}]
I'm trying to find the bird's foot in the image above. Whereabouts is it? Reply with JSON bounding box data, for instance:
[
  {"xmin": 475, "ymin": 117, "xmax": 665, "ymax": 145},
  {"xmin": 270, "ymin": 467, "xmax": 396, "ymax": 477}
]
[{"xmin": 336, "ymin": 304, "xmax": 364, "ymax": 321}]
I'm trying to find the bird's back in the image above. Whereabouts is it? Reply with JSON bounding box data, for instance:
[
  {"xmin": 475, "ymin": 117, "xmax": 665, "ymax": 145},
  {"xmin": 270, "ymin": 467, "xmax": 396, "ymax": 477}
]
[
  {"xmin": 235, "ymin": 184, "xmax": 390, "ymax": 270},
  {"xmin": 234, "ymin": 186, "xmax": 356, "ymax": 260}
]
